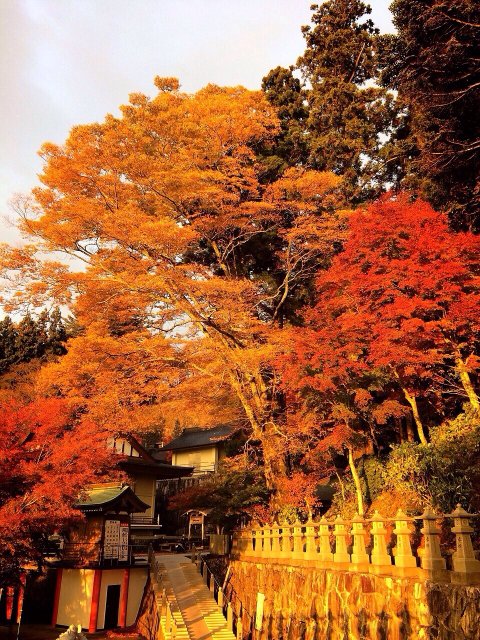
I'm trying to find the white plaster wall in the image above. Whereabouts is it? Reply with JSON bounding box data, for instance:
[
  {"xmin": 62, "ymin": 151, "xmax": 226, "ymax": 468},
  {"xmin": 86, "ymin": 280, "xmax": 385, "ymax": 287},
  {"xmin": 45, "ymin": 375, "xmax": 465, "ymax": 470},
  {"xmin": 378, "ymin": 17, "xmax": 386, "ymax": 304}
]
[
  {"xmin": 126, "ymin": 567, "xmax": 148, "ymax": 626},
  {"xmin": 133, "ymin": 475, "xmax": 156, "ymax": 515},
  {"xmin": 173, "ymin": 446, "xmax": 217, "ymax": 472},
  {"xmin": 56, "ymin": 569, "xmax": 95, "ymax": 630},
  {"xmin": 97, "ymin": 567, "xmax": 148, "ymax": 629}
]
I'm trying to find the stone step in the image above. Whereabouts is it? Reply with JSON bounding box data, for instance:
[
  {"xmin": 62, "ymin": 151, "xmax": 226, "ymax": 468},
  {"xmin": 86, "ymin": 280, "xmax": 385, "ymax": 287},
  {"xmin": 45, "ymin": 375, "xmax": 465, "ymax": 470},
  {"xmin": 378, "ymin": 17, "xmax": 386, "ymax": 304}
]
[{"xmin": 152, "ymin": 554, "xmax": 236, "ymax": 640}]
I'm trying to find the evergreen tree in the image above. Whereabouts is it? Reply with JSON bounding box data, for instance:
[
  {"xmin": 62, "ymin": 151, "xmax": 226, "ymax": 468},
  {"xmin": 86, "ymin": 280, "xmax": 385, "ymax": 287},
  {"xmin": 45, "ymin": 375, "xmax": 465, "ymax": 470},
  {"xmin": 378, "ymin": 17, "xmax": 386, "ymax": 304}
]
[
  {"xmin": 260, "ymin": 66, "xmax": 309, "ymax": 181},
  {"xmin": 263, "ymin": 0, "xmax": 398, "ymax": 202},
  {"xmin": 0, "ymin": 317, "xmax": 17, "ymax": 374},
  {"xmin": 383, "ymin": 0, "xmax": 480, "ymax": 231}
]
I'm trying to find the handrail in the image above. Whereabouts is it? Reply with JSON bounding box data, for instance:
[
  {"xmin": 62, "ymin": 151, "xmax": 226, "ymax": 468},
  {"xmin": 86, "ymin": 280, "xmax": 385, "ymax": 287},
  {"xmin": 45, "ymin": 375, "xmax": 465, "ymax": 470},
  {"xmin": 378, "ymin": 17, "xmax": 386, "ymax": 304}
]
[{"xmin": 194, "ymin": 547, "xmax": 253, "ymax": 639}]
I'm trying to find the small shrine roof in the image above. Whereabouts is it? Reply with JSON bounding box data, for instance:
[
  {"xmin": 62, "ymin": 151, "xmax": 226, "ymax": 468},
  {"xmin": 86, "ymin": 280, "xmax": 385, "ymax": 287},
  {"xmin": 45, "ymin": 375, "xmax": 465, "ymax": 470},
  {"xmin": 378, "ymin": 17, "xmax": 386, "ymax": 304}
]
[{"xmin": 76, "ymin": 484, "xmax": 149, "ymax": 514}]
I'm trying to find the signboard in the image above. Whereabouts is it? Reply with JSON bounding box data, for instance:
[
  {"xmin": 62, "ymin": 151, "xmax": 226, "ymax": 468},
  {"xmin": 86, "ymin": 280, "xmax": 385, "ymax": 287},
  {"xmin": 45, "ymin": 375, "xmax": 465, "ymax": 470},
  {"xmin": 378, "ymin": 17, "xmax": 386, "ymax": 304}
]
[
  {"xmin": 190, "ymin": 515, "xmax": 204, "ymax": 525},
  {"xmin": 104, "ymin": 519, "xmax": 120, "ymax": 559},
  {"xmin": 119, "ymin": 521, "xmax": 129, "ymax": 562}
]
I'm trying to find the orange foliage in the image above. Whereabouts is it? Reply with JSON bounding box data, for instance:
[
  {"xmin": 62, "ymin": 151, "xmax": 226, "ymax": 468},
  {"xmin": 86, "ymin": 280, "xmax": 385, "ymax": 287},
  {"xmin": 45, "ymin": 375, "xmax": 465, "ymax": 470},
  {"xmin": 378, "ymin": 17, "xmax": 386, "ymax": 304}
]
[{"xmin": 1, "ymin": 78, "xmax": 345, "ymax": 496}]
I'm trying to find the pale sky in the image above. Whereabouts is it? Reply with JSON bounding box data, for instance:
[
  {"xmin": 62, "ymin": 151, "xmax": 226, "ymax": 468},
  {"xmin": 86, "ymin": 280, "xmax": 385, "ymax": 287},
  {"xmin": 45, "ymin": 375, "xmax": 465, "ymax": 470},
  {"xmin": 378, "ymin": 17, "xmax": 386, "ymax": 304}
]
[{"xmin": 0, "ymin": 0, "xmax": 393, "ymax": 245}]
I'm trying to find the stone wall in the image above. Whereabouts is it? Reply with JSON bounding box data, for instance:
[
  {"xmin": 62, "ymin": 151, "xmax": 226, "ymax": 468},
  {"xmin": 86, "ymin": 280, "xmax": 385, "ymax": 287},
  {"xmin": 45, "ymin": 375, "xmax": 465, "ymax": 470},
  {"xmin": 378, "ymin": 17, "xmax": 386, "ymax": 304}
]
[
  {"xmin": 135, "ymin": 578, "xmax": 160, "ymax": 640},
  {"xmin": 229, "ymin": 560, "xmax": 480, "ymax": 640}
]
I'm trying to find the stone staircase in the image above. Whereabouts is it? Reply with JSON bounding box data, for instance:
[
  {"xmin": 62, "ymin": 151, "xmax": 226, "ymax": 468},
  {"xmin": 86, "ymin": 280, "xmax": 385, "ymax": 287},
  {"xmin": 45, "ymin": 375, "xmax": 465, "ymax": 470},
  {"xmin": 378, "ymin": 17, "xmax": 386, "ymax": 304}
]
[{"xmin": 152, "ymin": 554, "xmax": 236, "ymax": 640}]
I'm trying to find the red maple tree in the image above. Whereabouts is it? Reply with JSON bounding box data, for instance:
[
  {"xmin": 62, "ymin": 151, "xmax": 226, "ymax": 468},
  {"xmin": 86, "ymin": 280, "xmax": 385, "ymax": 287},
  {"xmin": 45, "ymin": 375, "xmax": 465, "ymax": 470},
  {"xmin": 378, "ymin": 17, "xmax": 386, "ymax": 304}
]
[{"xmin": 0, "ymin": 397, "xmax": 114, "ymax": 585}]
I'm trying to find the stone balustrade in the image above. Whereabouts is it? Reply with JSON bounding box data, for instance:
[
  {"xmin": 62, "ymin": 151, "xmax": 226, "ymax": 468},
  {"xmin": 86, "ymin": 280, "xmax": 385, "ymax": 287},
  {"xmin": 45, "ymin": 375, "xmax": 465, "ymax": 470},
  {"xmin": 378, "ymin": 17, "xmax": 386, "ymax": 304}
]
[{"xmin": 232, "ymin": 504, "xmax": 480, "ymax": 583}]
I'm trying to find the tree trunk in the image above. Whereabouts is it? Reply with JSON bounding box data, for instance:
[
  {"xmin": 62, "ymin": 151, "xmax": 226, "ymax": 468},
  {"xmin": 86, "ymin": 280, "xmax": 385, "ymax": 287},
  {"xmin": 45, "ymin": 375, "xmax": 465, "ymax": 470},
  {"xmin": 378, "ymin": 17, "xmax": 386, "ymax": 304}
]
[
  {"xmin": 348, "ymin": 447, "xmax": 364, "ymax": 516},
  {"xmin": 261, "ymin": 421, "xmax": 288, "ymax": 505},
  {"xmin": 455, "ymin": 356, "xmax": 480, "ymax": 411},
  {"xmin": 391, "ymin": 370, "xmax": 428, "ymax": 444},
  {"xmin": 400, "ymin": 388, "xmax": 428, "ymax": 445}
]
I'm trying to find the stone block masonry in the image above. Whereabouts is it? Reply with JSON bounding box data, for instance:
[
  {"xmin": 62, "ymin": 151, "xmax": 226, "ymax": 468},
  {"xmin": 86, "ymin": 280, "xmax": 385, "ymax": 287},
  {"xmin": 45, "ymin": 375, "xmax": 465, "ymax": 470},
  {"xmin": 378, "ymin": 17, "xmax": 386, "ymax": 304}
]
[
  {"xmin": 228, "ymin": 505, "xmax": 480, "ymax": 639},
  {"xmin": 228, "ymin": 561, "xmax": 480, "ymax": 640}
]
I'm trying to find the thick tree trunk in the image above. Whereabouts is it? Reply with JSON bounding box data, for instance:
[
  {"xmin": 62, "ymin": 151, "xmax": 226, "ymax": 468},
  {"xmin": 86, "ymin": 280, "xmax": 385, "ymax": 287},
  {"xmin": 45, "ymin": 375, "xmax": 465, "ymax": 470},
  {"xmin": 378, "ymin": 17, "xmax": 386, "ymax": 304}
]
[
  {"xmin": 261, "ymin": 420, "xmax": 288, "ymax": 504},
  {"xmin": 348, "ymin": 447, "xmax": 364, "ymax": 516},
  {"xmin": 455, "ymin": 356, "xmax": 480, "ymax": 411}
]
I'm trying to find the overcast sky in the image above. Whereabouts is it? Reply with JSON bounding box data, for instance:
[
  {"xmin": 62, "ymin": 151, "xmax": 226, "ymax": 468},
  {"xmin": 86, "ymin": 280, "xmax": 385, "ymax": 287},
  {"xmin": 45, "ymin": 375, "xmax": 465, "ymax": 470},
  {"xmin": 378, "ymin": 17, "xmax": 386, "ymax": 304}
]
[{"xmin": 0, "ymin": 0, "xmax": 393, "ymax": 245}]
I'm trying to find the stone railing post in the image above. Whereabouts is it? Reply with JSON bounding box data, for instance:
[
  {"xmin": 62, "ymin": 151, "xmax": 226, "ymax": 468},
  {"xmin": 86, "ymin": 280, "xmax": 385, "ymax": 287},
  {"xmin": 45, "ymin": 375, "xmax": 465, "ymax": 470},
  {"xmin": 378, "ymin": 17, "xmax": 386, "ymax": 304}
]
[
  {"xmin": 450, "ymin": 504, "xmax": 480, "ymax": 576},
  {"xmin": 351, "ymin": 514, "xmax": 369, "ymax": 569},
  {"xmin": 271, "ymin": 521, "xmax": 281, "ymax": 558},
  {"xmin": 292, "ymin": 519, "xmax": 304, "ymax": 561},
  {"xmin": 245, "ymin": 528, "xmax": 255, "ymax": 558},
  {"xmin": 281, "ymin": 524, "xmax": 293, "ymax": 559},
  {"xmin": 227, "ymin": 603, "xmax": 233, "ymax": 631},
  {"xmin": 333, "ymin": 516, "xmax": 350, "ymax": 565},
  {"xmin": 393, "ymin": 509, "xmax": 417, "ymax": 575},
  {"xmin": 263, "ymin": 525, "xmax": 272, "ymax": 558},
  {"xmin": 305, "ymin": 520, "xmax": 318, "ymax": 561},
  {"xmin": 419, "ymin": 507, "xmax": 446, "ymax": 573},
  {"xmin": 218, "ymin": 587, "xmax": 224, "ymax": 608},
  {"xmin": 318, "ymin": 517, "xmax": 333, "ymax": 565},
  {"xmin": 255, "ymin": 527, "xmax": 264, "ymax": 557},
  {"xmin": 370, "ymin": 511, "xmax": 392, "ymax": 573},
  {"xmin": 236, "ymin": 616, "xmax": 243, "ymax": 640}
]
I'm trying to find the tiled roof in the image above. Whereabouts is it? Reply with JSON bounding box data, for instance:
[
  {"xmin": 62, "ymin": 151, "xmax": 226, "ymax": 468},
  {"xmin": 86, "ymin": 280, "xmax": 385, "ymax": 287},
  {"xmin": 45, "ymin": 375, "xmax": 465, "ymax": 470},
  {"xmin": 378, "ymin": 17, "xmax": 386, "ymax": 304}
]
[
  {"xmin": 76, "ymin": 484, "xmax": 149, "ymax": 513},
  {"xmin": 161, "ymin": 425, "xmax": 239, "ymax": 451}
]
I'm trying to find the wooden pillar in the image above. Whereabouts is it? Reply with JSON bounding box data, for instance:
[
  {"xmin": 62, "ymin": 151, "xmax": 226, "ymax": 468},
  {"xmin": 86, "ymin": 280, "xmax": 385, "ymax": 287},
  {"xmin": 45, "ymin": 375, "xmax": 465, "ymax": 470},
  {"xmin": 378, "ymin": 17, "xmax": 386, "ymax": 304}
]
[
  {"xmin": 16, "ymin": 573, "xmax": 26, "ymax": 624},
  {"xmin": 51, "ymin": 569, "xmax": 63, "ymax": 627},
  {"xmin": 119, "ymin": 568, "xmax": 130, "ymax": 628},
  {"xmin": 88, "ymin": 569, "xmax": 102, "ymax": 633},
  {"xmin": 5, "ymin": 586, "xmax": 14, "ymax": 621}
]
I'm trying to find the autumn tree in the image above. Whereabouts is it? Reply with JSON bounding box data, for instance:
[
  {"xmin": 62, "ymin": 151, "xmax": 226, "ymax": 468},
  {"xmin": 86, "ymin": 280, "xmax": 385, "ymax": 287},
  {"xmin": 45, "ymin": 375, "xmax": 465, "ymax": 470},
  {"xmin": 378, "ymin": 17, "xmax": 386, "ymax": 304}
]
[
  {"xmin": 381, "ymin": 0, "xmax": 480, "ymax": 231},
  {"xmin": 0, "ymin": 398, "xmax": 114, "ymax": 585},
  {"xmin": 293, "ymin": 195, "xmax": 479, "ymax": 451},
  {"xmin": 2, "ymin": 79, "xmax": 344, "ymax": 500}
]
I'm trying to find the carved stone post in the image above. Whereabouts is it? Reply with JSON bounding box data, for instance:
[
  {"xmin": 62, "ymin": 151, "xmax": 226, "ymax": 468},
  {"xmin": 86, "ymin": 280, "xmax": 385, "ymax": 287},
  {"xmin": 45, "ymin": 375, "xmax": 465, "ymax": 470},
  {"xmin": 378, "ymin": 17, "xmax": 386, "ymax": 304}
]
[
  {"xmin": 218, "ymin": 587, "xmax": 224, "ymax": 609},
  {"xmin": 245, "ymin": 528, "xmax": 254, "ymax": 558},
  {"xmin": 263, "ymin": 525, "xmax": 272, "ymax": 558},
  {"xmin": 333, "ymin": 516, "xmax": 350, "ymax": 564},
  {"xmin": 305, "ymin": 520, "xmax": 317, "ymax": 561},
  {"xmin": 281, "ymin": 524, "xmax": 292, "ymax": 559},
  {"xmin": 451, "ymin": 504, "xmax": 480, "ymax": 575},
  {"xmin": 271, "ymin": 521, "xmax": 281, "ymax": 558},
  {"xmin": 292, "ymin": 520, "xmax": 304, "ymax": 560},
  {"xmin": 370, "ymin": 511, "xmax": 392, "ymax": 573},
  {"xmin": 227, "ymin": 603, "xmax": 233, "ymax": 631},
  {"xmin": 420, "ymin": 507, "xmax": 446, "ymax": 572},
  {"xmin": 351, "ymin": 513, "xmax": 369, "ymax": 569},
  {"xmin": 318, "ymin": 517, "xmax": 333, "ymax": 564},
  {"xmin": 256, "ymin": 527, "xmax": 264, "ymax": 557},
  {"xmin": 393, "ymin": 509, "xmax": 417, "ymax": 573}
]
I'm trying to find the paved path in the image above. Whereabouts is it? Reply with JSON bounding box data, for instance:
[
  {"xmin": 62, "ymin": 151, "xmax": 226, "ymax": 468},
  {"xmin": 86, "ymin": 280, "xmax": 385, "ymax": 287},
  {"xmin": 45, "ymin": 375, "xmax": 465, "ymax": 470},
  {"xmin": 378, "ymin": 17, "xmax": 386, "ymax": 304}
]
[{"xmin": 153, "ymin": 555, "xmax": 235, "ymax": 640}]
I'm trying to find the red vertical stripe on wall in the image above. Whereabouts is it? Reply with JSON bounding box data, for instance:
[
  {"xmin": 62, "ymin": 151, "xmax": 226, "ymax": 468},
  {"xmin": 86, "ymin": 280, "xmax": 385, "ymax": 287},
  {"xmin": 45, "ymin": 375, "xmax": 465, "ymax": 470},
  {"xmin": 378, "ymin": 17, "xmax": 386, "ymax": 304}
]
[
  {"xmin": 88, "ymin": 569, "xmax": 102, "ymax": 633},
  {"xmin": 119, "ymin": 568, "xmax": 130, "ymax": 628},
  {"xmin": 51, "ymin": 569, "xmax": 63, "ymax": 626}
]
